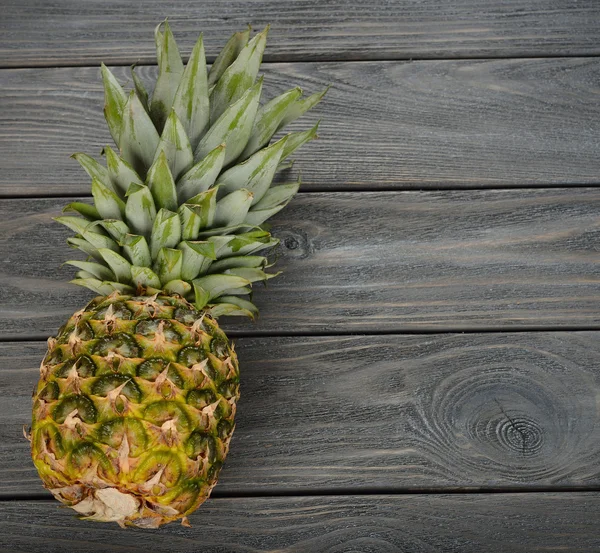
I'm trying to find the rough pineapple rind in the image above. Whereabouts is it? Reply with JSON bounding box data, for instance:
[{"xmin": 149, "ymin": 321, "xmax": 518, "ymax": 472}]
[{"xmin": 32, "ymin": 292, "xmax": 239, "ymax": 528}]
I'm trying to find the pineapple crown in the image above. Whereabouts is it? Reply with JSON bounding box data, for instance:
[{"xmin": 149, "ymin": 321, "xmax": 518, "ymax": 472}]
[{"xmin": 57, "ymin": 21, "xmax": 326, "ymax": 319}]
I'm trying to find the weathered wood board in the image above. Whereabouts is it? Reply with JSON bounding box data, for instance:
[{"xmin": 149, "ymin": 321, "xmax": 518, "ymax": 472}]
[
  {"xmin": 3, "ymin": 332, "xmax": 600, "ymax": 496},
  {"xmin": 1, "ymin": 493, "xmax": 600, "ymax": 552},
  {"xmin": 2, "ymin": 58, "xmax": 600, "ymax": 197},
  {"xmin": 2, "ymin": 1, "xmax": 600, "ymax": 67},
  {"xmin": 1, "ymin": 189, "xmax": 598, "ymax": 338}
]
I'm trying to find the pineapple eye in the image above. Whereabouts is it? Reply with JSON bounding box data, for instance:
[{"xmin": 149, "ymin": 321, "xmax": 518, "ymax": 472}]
[
  {"xmin": 69, "ymin": 442, "xmax": 113, "ymax": 477},
  {"xmin": 217, "ymin": 420, "xmax": 233, "ymax": 440},
  {"xmin": 206, "ymin": 460, "xmax": 223, "ymax": 483},
  {"xmin": 38, "ymin": 381, "xmax": 59, "ymax": 401},
  {"xmin": 143, "ymin": 400, "xmax": 191, "ymax": 431},
  {"xmin": 218, "ymin": 379, "xmax": 239, "ymax": 399},
  {"xmin": 91, "ymin": 375, "xmax": 142, "ymax": 403},
  {"xmin": 173, "ymin": 307, "xmax": 202, "ymax": 325},
  {"xmin": 93, "ymin": 333, "xmax": 140, "ymax": 357},
  {"xmin": 178, "ymin": 346, "xmax": 208, "ymax": 367},
  {"xmin": 210, "ymin": 337, "xmax": 228, "ymax": 357},
  {"xmin": 137, "ymin": 358, "xmax": 168, "ymax": 380},
  {"xmin": 52, "ymin": 394, "xmax": 97, "ymax": 424},
  {"xmin": 136, "ymin": 320, "xmax": 180, "ymax": 342},
  {"xmin": 186, "ymin": 389, "xmax": 217, "ymax": 410},
  {"xmin": 137, "ymin": 359, "xmax": 184, "ymax": 388},
  {"xmin": 54, "ymin": 355, "xmax": 97, "ymax": 378},
  {"xmin": 185, "ymin": 432, "xmax": 216, "ymax": 462},
  {"xmin": 95, "ymin": 418, "xmax": 148, "ymax": 457},
  {"xmin": 92, "ymin": 302, "xmax": 133, "ymax": 320},
  {"xmin": 33, "ymin": 424, "xmax": 65, "ymax": 459}
]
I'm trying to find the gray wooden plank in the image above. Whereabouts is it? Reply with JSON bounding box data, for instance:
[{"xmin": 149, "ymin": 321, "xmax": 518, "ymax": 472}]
[
  {"xmin": 0, "ymin": 189, "xmax": 598, "ymax": 338},
  {"xmin": 1, "ymin": 493, "xmax": 599, "ymax": 552},
  {"xmin": 3, "ymin": 332, "xmax": 600, "ymax": 496},
  {"xmin": 2, "ymin": 58, "xmax": 600, "ymax": 197},
  {"xmin": 2, "ymin": 1, "xmax": 600, "ymax": 67}
]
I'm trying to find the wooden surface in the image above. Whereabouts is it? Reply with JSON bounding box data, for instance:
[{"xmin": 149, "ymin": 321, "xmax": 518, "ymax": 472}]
[
  {"xmin": 1, "ymin": 2, "xmax": 599, "ymax": 551},
  {"xmin": 3, "ymin": 58, "xmax": 600, "ymax": 196},
  {"xmin": 1, "ymin": 189, "xmax": 598, "ymax": 338},
  {"xmin": 3, "ymin": 332, "xmax": 600, "ymax": 496},
  {"xmin": 1, "ymin": 494, "xmax": 600, "ymax": 552},
  {"xmin": 2, "ymin": 1, "xmax": 600, "ymax": 67}
]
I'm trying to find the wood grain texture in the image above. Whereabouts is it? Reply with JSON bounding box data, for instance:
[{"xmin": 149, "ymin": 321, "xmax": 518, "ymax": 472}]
[
  {"xmin": 2, "ymin": 1, "xmax": 600, "ymax": 67},
  {"xmin": 2, "ymin": 58, "xmax": 600, "ymax": 196},
  {"xmin": 3, "ymin": 332, "xmax": 600, "ymax": 496},
  {"xmin": 1, "ymin": 494, "xmax": 600, "ymax": 552},
  {"xmin": 0, "ymin": 189, "xmax": 598, "ymax": 338}
]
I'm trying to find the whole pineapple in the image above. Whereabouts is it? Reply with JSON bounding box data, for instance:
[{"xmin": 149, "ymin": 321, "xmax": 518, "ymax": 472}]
[{"xmin": 30, "ymin": 21, "xmax": 325, "ymax": 528}]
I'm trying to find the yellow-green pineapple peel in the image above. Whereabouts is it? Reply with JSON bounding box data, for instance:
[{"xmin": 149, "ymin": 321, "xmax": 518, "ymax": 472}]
[{"xmin": 30, "ymin": 21, "xmax": 325, "ymax": 528}]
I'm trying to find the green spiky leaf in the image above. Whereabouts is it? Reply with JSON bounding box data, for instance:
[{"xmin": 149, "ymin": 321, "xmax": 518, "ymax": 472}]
[
  {"xmin": 150, "ymin": 209, "xmax": 181, "ymax": 259},
  {"xmin": 209, "ymin": 26, "xmax": 268, "ymax": 124},
  {"xmin": 172, "ymin": 33, "xmax": 209, "ymax": 150},
  {"xmin": 146, "ymin": 150, "xmax": 178, "ymax": 211},
  {"xmin": 120, "ymin": 91, "xmax": 161, "ymax": 178},
  {"xmin": 153, "ymin": 247, "xmax": 183, "ymax": 283},
  {"xmin": 101, "ymin": 63, "xmax": 128, "ymax": 147},
  {"xmin": 240, "ymin": 87, "xmax": 302, "ymax": 159},
  {"xmin": 177, "ymin": 144, "xmax": 225, "ymax": 204},
  {"xmin": 125, "ymin": 183, "xmax": 157, "ymax": 238},
  {"xmin": 91, "ymin": 177, "xmax": 126, "ymax": 220},
  {"xmin": 214, "ymin": 189, "xmax": 254, "ymax": 228},
  {"xmin": 154, "ymin": 110, "xmax": 194, "ymax": 181},
  {"xmin": 207, "ymin": 27, "xmax": 250, "ymax": 89},
  {"xmin": 103, "ymin": 145, "xmax": 143, "ymax": 196},
  {"xmin": 121, "ymin": 234, "xmax": 152, "ymax": 267},
  {"xmin": 194, "ymin": 79, "xmax": 263, "ymax": 166}
]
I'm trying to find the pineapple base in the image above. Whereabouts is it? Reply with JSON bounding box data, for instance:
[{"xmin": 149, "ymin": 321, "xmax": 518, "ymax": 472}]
[{"xmin": 30, "ymin": 291, "xmax": 240, "ymax": 528}]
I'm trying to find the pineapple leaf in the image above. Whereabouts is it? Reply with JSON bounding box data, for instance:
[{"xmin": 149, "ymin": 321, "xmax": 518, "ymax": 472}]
[
  {"xmin": 252, "ymin": 180, "xmax": 301, "ymax": 210},
  {"xmin": 146, "ymin": 150, "xmax": 178, "ymax": 211},
  {"xmin": 71, "ymin": 278, "xmax": 134, "ymax": 295},
  {"xmin": 209, "ymin": 26, "xmax": 268, "ymax": 124},
  {"xmin": 183, "ymin": 186, "xmax": 219, "ymax": 231},
  {"xmin": 100, "ymin": 63, "xmax": 128, "ymax": 147},
  {"xmin": 103, "ymin": 145, "xmax": 143, "ymax": 196},
  {"xmin": 66, "ymin": 237, "xmax": 103, "ymax": 261},
  {"xmin": 72, "ymin": 153, "xmax": 116, "ymax": 195},
  {"xmin": 150, "ymin": 20, "xmax": 185, "ymax": 132},
  {"xmin": 214, "ymin": 189, "xmax": 254, "ymax": 228},
  {"xmin": 120, "ymin": 91, "xmax": 161, "ymax": 178},
  {"xmin": 125, "ymin": 183, "xmax": 157, "ymax": 238},
  {"xmin": 216, "ymin": 136, "xmax": 286, "ymax": 204},
  {"xmin": 178, "ymin": 240, "xmax": 216, "ymax": 280},
  {"xmin": 194, "ymin": 78, "xmax": 263, "ymax": 166},
  {"xmin": 277, "ymin": 86, "xmax": 329, "ymax": 132},
  {"xmin": 172, "ymin": 33, "xmax": 209, "ymax": 150},
  {"xmin": 62, "ymin": 202, "xmax": 101, "ymax": 221},
  {"xmin": 121, "ymin": 234, "xmax": 152, "ymax": 267},
  {"xmin": 207, "ymin": 27, "xmax": 250, "ymax": 89},
  {"xmin": 240, "ymin": 87, "xmax": 302, "ymax": 159},
  {"xmin": 64, "ymin": 260, "xmax": 115, "ymax": 281},
  {"xmin": 208, "ymin": 255, "xmax": 267, "ymax": 273},
  {"xmin": 91, "ymin": 177, "xmax": 126, "ymax": 220},
  {"xmin": 131, "ymin": 65, "xmax": 150, "ymax": 112},
  {"xmin": 154, "ymin": 110, "xmax": 194, "ymax": 181},
  {"xmin": 225, "ymin": 267, "xmax": 279, "ymax": 283},
  {"xmin": 97, "ymin": 248, "xmax": 133, "ymax": 283},
  {"xmin": 163, "ymin": 279, "xmax": 192, "ymax": 296},
  {"xmin": 150, "ymin": 208, "xmax": 181, "ymax": 259},
  {"xmin": 90, "ymin": 219, "xmax": 130, "ymax": 241},
  {"xmin": 153, "ymin": 247, "xmax": 183, "ymax": 283},
  {"xmin": 131, "ymin": 266, "xmax": 161, "ymax": 288},
  {"xmin": 281, "ymin": 122, "xmax": 319, "ymax": 162},
  {"xmin": 177, "ymin": 144, "xmax": 225, "ymax": 204},
  {"xmin": 54, "ymin": 216, "xmax": 98, "ymax": 236},
  {"xmin": 192, "ymin": 274, "xmax": 251, "ymax": 304},
  {"xmin": 209, "ymin": 296, "xmax": 259, "ymax": 319}
]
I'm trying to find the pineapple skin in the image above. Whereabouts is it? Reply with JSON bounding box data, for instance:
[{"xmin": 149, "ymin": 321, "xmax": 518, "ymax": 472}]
[{"xmin": 31, "ymin": 291, "xmax": 239, "ymax": 528}]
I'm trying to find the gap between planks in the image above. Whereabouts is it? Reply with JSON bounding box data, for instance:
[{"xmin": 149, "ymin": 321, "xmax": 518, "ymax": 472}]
[
  {"xmin": 3, "ymin": 51, "xmax": 600, "ymax": 71},
  {"xmin": 4, "ymin": 485, "xmax": 600, "ymax": 503}
]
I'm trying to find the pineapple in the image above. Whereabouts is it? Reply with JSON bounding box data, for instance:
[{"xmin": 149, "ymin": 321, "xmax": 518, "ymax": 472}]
[{"xmin": 29, "ymin": 21, "xmax": 326, "ymax": 528}]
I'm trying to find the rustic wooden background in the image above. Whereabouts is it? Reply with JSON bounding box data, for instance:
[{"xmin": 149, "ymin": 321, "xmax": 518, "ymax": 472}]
[{"xmin": 1, "ymin": 1, "xmax": 600, "ymax": 551}]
